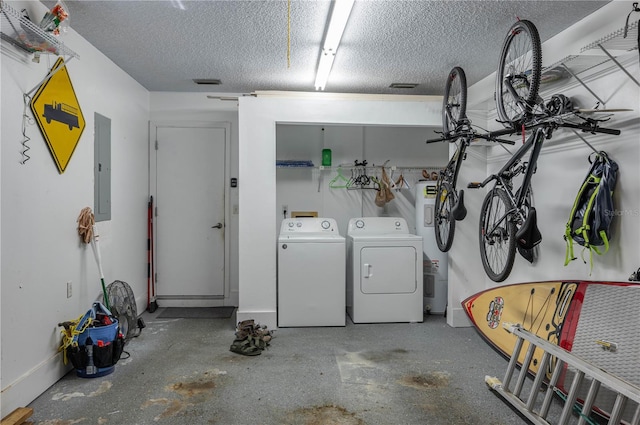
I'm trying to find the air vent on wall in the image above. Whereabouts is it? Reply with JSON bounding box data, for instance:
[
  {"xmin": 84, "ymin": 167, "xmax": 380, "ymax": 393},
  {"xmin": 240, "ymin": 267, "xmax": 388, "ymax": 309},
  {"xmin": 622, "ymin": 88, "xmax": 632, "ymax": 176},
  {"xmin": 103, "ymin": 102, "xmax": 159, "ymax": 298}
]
[
  {"xmin": 390, "ymin": 83, "xmax": 419, "ymax": 89},
  {"xmin": 193, "ymin": 79, "xmax": 222, "ymax": 85}
]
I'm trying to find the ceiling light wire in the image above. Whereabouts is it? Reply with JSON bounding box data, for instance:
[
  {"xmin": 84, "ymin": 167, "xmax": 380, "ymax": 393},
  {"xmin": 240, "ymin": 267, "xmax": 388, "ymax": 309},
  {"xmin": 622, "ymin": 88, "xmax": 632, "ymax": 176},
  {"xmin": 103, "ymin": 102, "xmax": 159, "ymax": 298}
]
[{"xmin": 287, "ymin": 0, "xmax": 291, "ymax": 68}]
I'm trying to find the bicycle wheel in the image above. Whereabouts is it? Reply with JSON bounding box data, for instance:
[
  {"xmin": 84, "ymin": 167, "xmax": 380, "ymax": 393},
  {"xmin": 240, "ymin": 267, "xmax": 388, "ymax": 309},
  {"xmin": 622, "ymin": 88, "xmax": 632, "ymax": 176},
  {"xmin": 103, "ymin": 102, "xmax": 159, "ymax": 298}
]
[
  {"xmin": 495, "ymin": 20, "xmax": 542, "ymax": 126},
  {"xmin": 442, "ymin": 67, "xmax": 467, "ymax": 137},
  {"xmin": 479, "ymin": 188, "xmax": 516, "ymax": 282},
  {"xmin": 435, "ymin": 176, "xmax": 456, "ymax": 252}
]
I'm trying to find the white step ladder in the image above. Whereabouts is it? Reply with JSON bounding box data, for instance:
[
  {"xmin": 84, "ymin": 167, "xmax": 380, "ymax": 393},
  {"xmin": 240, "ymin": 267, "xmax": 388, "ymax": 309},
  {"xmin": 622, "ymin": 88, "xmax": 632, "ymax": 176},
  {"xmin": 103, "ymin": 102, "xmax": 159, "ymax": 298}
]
[{"xmin": 485, "ymin": 323, "xmax": 640, "ymax": 425}]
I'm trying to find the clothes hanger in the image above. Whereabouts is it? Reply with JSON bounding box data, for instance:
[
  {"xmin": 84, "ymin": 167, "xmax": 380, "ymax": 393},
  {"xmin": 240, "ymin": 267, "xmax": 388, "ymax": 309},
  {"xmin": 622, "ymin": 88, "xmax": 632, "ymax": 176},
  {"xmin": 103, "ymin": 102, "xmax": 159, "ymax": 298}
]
[
  {"xmin": 329, "ymin": 168, "xmax": 350, "ymax": 188},
  {"xmin": 394, "ymin": 173, "xmax": 410, "ymax": 190}
]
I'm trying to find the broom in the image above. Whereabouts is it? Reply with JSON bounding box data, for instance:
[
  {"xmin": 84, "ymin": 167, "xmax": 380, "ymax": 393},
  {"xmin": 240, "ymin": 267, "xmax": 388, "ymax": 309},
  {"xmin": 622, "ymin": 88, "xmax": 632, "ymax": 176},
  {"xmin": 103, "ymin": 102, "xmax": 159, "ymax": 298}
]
[
  {"xmin": 147, "ymin": 196, "xmax": 158, "ymax": 313},
  {"xmin": 147, "ymin": 198, "xmax": 151, "ymax": 311},
  {"xmin": 77, "ymin": 207, "xmax": 110, "ymax": 310}
]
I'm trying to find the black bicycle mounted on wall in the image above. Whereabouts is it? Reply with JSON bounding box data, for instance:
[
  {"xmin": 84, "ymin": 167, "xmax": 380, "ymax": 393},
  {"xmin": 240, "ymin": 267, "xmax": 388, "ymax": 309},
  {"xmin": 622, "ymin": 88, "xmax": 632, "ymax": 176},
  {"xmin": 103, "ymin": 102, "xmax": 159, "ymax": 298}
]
[
  {"xmin": 469, "ymin": 19, "xmax": 621, "ymax": 282},
  {"xmin": 426, "ymin": 67, "xmax": 514, "ymax": 253}
]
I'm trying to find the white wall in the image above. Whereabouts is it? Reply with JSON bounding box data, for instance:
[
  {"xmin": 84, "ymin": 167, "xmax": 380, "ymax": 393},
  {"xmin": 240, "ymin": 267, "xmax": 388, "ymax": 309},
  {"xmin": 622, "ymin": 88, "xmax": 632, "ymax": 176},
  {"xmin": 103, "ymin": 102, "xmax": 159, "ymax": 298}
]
[
  {"xmin": 1, "ymin": 1, "xmax": 149, "ymax": 415},
  {"xmin": 454, "ymin": 0, "xmax": 640, "ymax": 327},
  {"xmin": 238, "ymin": 93, "xmax": 442, "ymax": 328}
]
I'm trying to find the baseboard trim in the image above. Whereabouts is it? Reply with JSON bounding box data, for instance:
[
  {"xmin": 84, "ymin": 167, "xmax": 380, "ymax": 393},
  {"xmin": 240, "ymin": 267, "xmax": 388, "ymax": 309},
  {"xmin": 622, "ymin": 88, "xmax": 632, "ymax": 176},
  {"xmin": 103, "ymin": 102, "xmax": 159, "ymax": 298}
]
[
  {"xmin": 1, "ymin": 352, "xmax": 71, "ymax": 418},
  {"xmin": 153, "ymin": 298, "xmax": 228, "ymax": 308}
]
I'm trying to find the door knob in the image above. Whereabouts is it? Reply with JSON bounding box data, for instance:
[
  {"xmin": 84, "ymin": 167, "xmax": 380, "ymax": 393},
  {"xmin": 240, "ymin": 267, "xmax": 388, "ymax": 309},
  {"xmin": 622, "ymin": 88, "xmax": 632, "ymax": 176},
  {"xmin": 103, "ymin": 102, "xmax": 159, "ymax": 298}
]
[{"xmin": 212, "ymin": 223, "xmax": 223, "ymax": 229}]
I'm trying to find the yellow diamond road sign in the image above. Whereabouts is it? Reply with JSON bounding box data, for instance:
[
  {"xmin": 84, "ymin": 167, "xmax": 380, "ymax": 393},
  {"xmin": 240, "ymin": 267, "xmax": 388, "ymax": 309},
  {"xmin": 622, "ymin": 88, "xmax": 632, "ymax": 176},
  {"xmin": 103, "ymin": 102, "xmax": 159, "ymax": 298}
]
[{"xmin": 30, "ymin": 57, "xmax": 85, "ymax": 173}]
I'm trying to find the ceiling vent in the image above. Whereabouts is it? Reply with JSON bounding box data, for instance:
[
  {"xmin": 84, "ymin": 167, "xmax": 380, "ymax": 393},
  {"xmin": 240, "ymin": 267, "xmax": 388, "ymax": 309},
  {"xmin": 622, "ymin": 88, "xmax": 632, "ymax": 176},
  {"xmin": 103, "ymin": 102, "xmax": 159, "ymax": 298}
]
[
  {"xmin": 390, "ymin": 83, "xmax": 419, "ymax": 89},
  {"xmin": 193, "ymin": 79, "xmax": 222, "ymax": 85}
]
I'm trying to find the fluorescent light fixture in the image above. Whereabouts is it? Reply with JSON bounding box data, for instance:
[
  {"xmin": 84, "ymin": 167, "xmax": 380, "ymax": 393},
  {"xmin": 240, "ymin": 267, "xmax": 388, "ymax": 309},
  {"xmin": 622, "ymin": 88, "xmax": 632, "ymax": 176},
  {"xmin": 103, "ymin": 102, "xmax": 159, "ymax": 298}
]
[
  {"xmin": 323, "ymin": 0, "xmax": 355, "ymax": 50},
  {"xmin": 170, "ymin": 0, "xmax": 186, "ymax": 10},
  {"xmin": 314, "ymin": 0, "xmax": 355, "ymax": 91},
  {"xmin": 206, "ymin": 96, "xmax": 238, "ymax": 101},
  {"xmin": 315, "ymin": 51, "xmax": 335, "ymax": 91}
]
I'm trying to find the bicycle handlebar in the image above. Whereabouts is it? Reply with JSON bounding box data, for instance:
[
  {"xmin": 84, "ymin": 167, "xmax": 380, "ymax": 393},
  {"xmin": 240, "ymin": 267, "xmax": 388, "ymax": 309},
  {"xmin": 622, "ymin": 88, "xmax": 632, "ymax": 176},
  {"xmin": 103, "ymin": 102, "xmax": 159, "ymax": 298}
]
[
  {"xmin": 426, "ymin": 129, "xmax": 516, "ymax": 145},
  {"xmin": 426, "ymin": 115, "xmax": 620, "ymax": 144},
  {"xmin": 426, "ymin": 133, "xmax": 458, "ymax": 144},
  {"xmin": 473, "ymin": 131, "xmax": 516, "ymax": 145},
  {"xmin": 561, "ymin": 122, "xmax": 621, "ymax": 136},
  {"xmin": 484, "ymin": 128, "xmax": 517, "ymax": 138}
]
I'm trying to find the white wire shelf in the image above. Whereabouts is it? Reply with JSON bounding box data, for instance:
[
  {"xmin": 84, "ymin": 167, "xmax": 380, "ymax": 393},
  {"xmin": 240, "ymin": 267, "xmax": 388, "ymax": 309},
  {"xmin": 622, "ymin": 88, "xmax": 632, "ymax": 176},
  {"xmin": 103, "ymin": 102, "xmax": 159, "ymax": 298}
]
[
  {"xmin": 538, "ymin": 18, "xmax": 640, "ymax": 104},
  {"xmin": 581, "ymin": 19, "xmax": 639, "ymax": 53},
  {"xmin": 0, "ymin": 0, "xmax": 78, "ymax": 58}
]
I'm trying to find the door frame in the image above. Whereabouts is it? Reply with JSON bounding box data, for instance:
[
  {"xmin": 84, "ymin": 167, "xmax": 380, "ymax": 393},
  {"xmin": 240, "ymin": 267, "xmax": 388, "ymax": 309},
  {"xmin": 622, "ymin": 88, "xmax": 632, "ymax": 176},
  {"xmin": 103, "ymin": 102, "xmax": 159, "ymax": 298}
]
[{"xmin": 149, "ymin": 120, "xmax": 232, "ymax": 305}]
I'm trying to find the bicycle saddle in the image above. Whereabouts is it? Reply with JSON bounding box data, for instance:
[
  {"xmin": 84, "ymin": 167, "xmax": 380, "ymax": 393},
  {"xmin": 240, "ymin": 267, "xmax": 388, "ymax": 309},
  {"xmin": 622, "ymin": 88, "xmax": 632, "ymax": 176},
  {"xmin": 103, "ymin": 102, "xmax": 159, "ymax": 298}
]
[
  {"xmin": 516, "ymin": 207, "xmax": 542, "ymax": 250},
  {"xmin": 452, "ymin": 190, "xmax": 467, "ymax": 221}
]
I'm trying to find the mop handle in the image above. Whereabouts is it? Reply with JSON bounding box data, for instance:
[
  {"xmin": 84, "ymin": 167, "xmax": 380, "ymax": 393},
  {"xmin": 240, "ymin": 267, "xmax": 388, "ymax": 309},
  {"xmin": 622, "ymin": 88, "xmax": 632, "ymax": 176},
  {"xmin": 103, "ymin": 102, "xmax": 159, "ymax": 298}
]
[{"xmin": 91, "ymin": 225, "xmax": 105, "ymax": 279}]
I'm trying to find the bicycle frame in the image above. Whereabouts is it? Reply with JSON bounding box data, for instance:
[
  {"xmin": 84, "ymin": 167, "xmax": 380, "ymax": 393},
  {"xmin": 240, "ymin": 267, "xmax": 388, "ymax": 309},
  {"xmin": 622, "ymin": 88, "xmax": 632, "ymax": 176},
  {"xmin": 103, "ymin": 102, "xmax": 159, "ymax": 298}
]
[
  {"xmin": 442, "ymin": 136, "xmax": 471, "ymax": 190},
  {"xmin": 477, "ymin": 127, "xmax": 547, "ymax": 230}
]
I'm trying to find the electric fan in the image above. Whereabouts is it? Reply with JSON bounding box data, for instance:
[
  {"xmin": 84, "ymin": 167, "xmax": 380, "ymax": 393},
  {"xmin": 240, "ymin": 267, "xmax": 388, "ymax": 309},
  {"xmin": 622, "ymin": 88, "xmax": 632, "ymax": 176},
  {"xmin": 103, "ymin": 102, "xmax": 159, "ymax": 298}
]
[{"xmin": 106, "ymin": 280, "xmax": 138, "ymax": 340}]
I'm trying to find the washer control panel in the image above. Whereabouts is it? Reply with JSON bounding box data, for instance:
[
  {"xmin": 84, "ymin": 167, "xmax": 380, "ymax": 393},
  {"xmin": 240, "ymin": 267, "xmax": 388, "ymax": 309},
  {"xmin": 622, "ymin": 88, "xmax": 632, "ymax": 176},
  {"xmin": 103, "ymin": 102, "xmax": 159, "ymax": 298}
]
[{"xmin": 280, "ymin": 218, "xmax": 338, "ymax": 234}]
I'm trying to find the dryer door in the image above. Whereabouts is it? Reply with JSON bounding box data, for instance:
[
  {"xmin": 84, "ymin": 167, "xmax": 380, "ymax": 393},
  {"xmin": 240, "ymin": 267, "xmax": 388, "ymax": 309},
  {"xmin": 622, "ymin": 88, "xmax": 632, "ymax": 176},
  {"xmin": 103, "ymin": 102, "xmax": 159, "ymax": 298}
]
[{"xmin": 360, "ymin": 246, "xmax": 417, "ymax": 294}]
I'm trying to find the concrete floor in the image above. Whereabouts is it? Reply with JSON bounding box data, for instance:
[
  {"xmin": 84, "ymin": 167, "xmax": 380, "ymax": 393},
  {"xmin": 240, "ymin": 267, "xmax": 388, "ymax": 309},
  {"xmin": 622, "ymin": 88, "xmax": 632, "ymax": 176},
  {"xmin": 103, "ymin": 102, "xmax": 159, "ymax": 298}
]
[{"xmin": 28, "ymin": 310, "xmax": 537, "ymax": 425}]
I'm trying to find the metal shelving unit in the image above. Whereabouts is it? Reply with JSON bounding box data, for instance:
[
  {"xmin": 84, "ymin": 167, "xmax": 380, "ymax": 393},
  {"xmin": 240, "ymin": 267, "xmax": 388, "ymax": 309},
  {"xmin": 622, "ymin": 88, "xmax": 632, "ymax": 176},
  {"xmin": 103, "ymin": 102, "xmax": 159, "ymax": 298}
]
[
  {"xmin": 317, "ymin": 165, "xmax": 443, "ymax": 192},
  {"xmin": 278, "ymin": 163, "xmax": 444, "ymax": 192}
]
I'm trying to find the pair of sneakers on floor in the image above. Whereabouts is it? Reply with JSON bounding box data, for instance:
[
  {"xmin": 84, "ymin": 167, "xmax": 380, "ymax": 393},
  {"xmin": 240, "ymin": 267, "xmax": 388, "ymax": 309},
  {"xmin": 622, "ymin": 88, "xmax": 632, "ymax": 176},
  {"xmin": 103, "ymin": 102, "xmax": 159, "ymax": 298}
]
[{"xmin": 229, "ymin": 319, "xmax": 273, "ymax": 356}]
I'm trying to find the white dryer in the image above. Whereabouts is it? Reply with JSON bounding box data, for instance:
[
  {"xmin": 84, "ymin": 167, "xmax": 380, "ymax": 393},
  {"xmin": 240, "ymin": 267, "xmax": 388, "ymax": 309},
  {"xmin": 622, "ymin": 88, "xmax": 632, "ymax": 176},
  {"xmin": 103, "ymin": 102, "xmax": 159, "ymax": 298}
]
[
  {"xmin": 277, "ymin": 218, "xmax": 345, "ymax": 327},
  {"xmin": 346, "ymin": 217, "xmax": 423, "ymax": 323}
]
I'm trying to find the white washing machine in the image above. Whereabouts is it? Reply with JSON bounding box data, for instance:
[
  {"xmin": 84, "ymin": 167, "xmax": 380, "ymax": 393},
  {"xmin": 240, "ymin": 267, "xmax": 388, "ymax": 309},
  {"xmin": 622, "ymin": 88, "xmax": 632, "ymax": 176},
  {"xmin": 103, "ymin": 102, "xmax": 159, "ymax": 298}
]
[
  {"xmin": 346, "ymin": 217, "xmax": 423, "ymax": 323},
  {"xmin": 277, "ymin": 218, "xmax": 345, "ymax": 327},
  {"xmin": 415, "ymin": 181, "xmax": 448, "ymax": 315}
]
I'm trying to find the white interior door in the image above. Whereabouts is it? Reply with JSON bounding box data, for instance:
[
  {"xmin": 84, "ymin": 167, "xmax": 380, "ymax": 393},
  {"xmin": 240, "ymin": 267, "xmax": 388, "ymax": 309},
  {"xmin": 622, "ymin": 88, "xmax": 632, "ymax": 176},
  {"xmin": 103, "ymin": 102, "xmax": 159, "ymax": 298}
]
[{"xmin": 155, "ymin": 125, "xmax": 227, "ymax": 304}]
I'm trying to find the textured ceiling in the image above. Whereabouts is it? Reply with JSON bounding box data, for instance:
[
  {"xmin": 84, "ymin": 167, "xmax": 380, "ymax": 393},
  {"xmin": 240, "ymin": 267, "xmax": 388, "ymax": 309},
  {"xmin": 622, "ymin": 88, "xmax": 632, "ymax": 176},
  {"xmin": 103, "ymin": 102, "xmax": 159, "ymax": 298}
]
[{"xmin": 51, "ymin": 0, "xmax": 609, "ymax": 95}]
